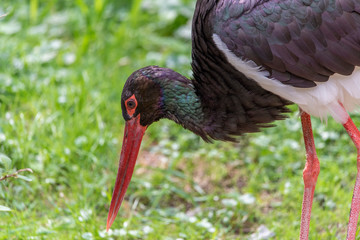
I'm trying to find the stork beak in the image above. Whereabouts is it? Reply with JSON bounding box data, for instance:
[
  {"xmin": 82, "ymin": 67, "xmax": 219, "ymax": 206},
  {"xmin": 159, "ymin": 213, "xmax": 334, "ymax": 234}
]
[{"xmin": 106, "ymin": 114, "xmax": 146, "ymax": 230}]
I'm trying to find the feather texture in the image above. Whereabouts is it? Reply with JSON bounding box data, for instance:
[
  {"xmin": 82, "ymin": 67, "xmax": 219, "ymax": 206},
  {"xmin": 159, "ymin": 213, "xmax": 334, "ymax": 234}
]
[
  {"xmin": 213, "ymin": 0, "xmax": 360, "ymax": 87},
  {"xmin": 191, "ymin": 0, "xmax": 290, "ymax": 141},
  {"xmin": 189, "ymin": 0, "xmax": 360, "ymax": 139}
]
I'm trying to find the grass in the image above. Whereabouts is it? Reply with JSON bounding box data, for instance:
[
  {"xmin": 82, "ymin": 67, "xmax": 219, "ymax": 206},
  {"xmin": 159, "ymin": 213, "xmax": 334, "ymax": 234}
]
[{"xmin": 0, "ymin": 0, "xmax": 360, "ymax": 239}]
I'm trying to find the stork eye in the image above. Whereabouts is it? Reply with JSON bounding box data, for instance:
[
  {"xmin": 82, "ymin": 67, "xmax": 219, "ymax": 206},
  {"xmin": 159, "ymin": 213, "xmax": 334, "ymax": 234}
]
[
  {"xmin": 125, "ymin": 94, "xmax": 138, "ymax": 116},
  {"xmin": 127, "ymin": 99, "xmax": 136, "ymax": 109}
]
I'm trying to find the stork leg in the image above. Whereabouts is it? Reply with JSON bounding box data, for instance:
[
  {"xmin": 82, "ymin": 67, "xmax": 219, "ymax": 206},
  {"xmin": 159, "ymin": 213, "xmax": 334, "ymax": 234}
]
[
  {"xmin": 299, "ymin": 111, "xmax": 320, "ymax": 240},
  {"xmin": 343, "ymin": 115, "xmax": 360, "ymax": 240}
]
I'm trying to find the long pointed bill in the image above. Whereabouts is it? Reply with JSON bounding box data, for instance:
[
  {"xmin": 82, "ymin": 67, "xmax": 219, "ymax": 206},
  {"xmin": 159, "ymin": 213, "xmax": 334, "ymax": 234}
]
[{"xmin": 106, "ymin": 114, "xmax": 146, "ymax": 230}]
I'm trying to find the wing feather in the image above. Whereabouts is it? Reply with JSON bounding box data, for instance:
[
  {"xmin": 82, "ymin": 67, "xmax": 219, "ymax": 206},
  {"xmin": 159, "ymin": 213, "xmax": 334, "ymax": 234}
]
[{"xmin": 214, "ymin": 0, "xmax": 360, "ymax": 88}]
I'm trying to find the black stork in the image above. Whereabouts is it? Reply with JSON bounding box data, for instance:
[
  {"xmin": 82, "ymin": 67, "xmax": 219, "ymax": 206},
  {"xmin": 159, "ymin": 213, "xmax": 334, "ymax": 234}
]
[{"xmin": 106, "ymin": 0, "xmax": 360, "ymax": 239}]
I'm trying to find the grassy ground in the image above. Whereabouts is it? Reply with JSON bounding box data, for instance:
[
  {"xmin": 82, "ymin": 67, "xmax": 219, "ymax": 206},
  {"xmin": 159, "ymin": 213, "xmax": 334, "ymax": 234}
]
[{"xmin": 0, "ymin": 0, "xmax": 360, "ymax": 239}]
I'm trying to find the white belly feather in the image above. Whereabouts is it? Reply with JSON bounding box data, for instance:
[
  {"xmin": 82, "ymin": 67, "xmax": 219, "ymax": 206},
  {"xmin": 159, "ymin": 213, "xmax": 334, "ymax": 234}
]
[{"xmin": 213, "ymin": 34, "xmax": 360, "ymax": 124}]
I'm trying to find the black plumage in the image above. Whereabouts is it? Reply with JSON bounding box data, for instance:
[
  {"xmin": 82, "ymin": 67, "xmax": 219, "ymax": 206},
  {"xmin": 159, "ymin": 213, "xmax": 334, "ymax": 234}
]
[{"xmin": 192, "ymin": 0, "xmax": 291, "ymax": 141}]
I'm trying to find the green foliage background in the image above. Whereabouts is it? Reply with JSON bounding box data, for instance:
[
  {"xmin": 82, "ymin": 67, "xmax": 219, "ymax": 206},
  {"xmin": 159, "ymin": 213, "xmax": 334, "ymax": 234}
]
[{"xmin": 0, "ymin": 0, "xmax": 359, "ymax": 239}]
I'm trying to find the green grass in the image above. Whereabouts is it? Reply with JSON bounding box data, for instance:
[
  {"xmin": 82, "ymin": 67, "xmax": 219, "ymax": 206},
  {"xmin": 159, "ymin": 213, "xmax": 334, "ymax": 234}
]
[{"xmin": 0, "ymin": 0, "xmax": 360, "ymax": 239}]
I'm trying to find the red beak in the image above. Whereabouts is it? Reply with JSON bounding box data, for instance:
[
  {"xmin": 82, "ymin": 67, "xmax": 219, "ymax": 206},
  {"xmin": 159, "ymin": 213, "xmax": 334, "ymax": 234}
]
[{"xmin": 106, "ymin": 114, "xmax": 146, "ymax": 230}]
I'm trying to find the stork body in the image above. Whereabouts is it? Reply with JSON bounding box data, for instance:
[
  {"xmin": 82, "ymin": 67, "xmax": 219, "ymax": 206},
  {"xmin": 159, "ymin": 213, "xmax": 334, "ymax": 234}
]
[{"xmin": 107, "ymin": 0, "xmax": 360, "ymax": 239}]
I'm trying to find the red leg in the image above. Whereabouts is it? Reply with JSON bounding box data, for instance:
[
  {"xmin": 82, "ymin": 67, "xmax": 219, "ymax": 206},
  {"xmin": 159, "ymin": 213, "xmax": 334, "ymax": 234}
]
[
  {"xmin": 343, "ymin": 115, "xmax": 360, "ymax": 240},
  {"xmin": 299, "ymin": 111, "xmax": 320, "ymax": 240}
]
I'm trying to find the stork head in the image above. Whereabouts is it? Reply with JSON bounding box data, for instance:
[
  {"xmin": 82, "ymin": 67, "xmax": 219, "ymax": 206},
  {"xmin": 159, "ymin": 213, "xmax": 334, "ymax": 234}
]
[{"xmin": 106, "ymin": 65, "xmax": 202, "ymax": 229}]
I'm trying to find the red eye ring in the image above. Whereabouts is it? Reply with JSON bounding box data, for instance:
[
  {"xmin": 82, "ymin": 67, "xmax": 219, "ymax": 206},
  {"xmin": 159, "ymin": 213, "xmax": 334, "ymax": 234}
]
[{"xmin": 125, "ymin": 95, "xmax": 137, "ymax": 117}]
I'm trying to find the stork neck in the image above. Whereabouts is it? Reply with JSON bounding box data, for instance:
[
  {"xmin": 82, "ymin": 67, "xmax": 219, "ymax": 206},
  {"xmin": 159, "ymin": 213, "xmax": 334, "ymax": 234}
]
[{"xmin": 154, "ymin": 75, "xmax": 207, "ymax": 138}]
